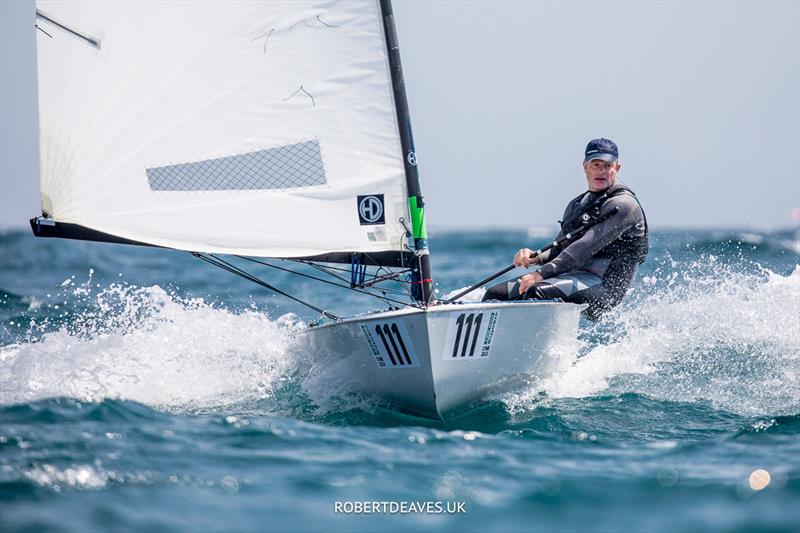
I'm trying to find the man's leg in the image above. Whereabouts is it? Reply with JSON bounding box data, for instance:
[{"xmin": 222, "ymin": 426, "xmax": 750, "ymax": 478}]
[
  {"xmin": 482, "ymin": 279, "xmax": 522, "ymax": 301},
  {"xmin": 483, "ymin": 273, "xmax": 598, "ymax": 302},
  {"xmin": 520, "ymin": 271, "xmax": 602, "ymax": 300},
  {"xmin": 521, "ymin": 272, "xmax": 613, "ymax": 320},
  {"xmin": 483, "ymin": 271, "xmax": 611, "ymax": 317}
]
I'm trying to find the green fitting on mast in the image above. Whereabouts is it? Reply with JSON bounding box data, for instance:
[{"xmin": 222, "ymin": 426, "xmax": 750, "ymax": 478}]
[{"xmin": 408, "ymin": 196, "xmax": 427, "ymax": 244}]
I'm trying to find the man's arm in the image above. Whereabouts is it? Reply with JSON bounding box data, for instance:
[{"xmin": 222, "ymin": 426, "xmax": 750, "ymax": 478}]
[
  {"xmin": 513, "ymin": 228, "xmax": 564, "ymax": 268},
  {"xmin": 513, "ymin": 199, "xmax": 575, "ymax": 268},
  {"xmin": 537, "ymin": 195, "xmax": 642, "ymax": 280},
  {"xmin": 533, "ymin": 239, "xmax": 560, "ymax": 264}
]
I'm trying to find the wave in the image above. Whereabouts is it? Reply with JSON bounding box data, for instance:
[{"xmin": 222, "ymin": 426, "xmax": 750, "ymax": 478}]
[
  {"xmin": 0, "ymin": 397, "xmax": 169, "ymax": 425},
  {"xmin": 735, "ymin": 414, "xmax": 800, "ymax": 437},
  {"xmin": 523, "ymin": 262, "xmax": 800, "ymax": 417},
  {"xmin": 0, "ymin": 284, "xmax": 299, "ymax": 411},
  {"xmin": 1, "ymin": 256, "xmax": 798, "ymax": 421}
]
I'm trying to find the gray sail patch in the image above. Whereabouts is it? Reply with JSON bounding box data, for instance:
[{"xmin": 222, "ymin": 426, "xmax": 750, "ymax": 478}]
[{"xmin": 146, "ymin": 140, "xmax": 327, "ymax": 191}]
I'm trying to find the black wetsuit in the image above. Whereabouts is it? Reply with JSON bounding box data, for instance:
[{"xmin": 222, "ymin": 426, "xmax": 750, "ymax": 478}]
[{"xmin": 483, "ymin": 181, "xmax": 648, "ymax": 320}]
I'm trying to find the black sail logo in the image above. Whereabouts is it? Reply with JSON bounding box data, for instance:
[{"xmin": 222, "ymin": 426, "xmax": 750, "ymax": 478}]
[{"xmin": 357, "ymin": 194, "xmax": 385, "ymax": 225}]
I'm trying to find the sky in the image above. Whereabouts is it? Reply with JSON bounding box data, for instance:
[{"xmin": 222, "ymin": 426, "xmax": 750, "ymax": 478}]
[{"xmin": 1, "ymin": 0, "xmax": 798, "ymax": 231}]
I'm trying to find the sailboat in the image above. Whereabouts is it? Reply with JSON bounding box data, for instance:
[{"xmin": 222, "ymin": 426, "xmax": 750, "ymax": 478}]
[{"xmin": 29, "ymin": 0, "xmax": 583, "ymax": 419}]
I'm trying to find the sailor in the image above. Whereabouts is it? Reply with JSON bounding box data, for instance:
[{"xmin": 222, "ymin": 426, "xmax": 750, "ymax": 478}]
[{"xmin": 482, "ymin": 138, "xmax": 648, "ymax": 320}]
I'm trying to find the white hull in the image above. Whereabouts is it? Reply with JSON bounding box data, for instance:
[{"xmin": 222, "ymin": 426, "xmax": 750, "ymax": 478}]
[{"xmin": 296, "ymin": 301, "xmax": 583, "ymax": 419}]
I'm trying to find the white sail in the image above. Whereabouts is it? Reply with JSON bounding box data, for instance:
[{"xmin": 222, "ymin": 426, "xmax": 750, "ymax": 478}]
[{"xmin": 34, "ymin": 0, "xmax": 411, "ymax": 259}]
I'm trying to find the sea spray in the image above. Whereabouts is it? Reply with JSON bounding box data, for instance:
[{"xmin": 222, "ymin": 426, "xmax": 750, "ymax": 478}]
[
  {"xmin": 1, "ymin": 229, "xmax": 798, "ymax": 532},
  {"xmin": 525, "ymin": 260, "xmax": 800, "ymax": 417},
  {"xmin": 0, "ymin": 283, "xmax": 297, "ymax": 411}
]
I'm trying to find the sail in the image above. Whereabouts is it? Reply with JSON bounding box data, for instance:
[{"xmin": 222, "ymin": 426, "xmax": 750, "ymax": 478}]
[{"xmin": 33, "ymin": 0, "xmax": 413, "ymax": 262}]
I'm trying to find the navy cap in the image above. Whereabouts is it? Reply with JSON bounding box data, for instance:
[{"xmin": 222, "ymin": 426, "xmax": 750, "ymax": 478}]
[{"xmin": 584, "ymin": 138, "xmax": 619, "ymax": 163}]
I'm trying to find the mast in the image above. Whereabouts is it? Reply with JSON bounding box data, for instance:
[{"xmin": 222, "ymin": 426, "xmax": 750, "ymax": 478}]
[{"xmin": 379, "ymin": 0, "xmax": 434, "ymax": 305}]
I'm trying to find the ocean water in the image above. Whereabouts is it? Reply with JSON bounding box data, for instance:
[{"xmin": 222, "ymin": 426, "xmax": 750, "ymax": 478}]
[{"xmin": 1, "ymin": 226, "xmax": 798, "ymax": 532}]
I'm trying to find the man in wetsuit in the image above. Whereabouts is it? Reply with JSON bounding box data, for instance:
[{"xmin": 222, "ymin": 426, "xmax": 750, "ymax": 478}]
[{"xmin": 482, "ymin": 138, "xmax": 648, "ymax": 319}]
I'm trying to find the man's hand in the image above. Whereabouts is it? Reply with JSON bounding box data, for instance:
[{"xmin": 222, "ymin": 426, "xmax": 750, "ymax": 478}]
[
  {"xmin": 513, "ymin": 248, "xmax": 540, "ymax": 268},
  {"xmin": 518, "ymin": 272, "xmax": 543, "ymax": 295}
]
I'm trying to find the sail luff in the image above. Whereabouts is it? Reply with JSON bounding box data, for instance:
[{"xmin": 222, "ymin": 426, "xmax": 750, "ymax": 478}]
[{"xmin": 378, "ymin": 0, "xmax": 433, "ymax": 303}]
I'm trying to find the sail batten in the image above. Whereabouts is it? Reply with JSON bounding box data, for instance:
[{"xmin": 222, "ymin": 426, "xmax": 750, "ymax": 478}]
[{"xmin": 34, "ymin": 1, "xmax": 411, "ymax": 263}]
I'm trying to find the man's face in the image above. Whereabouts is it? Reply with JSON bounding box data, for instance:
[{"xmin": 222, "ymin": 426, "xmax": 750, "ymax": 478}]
[{"xmin": 583, "ymin": 159, "xmax": 621, "ymax": 192}]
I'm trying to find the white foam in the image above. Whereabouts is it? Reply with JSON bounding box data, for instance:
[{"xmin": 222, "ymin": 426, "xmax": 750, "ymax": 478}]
[
  {"xmin": 532, "ymin": 263, "xmax": 800, "ymax": 416},
  {"xmin": 3, "ymin": 260, "xmax": 798, "ymax": 419},
  {"xmin": 0, "ymin": 284, "xmax": 297, "ymax": 411},
  {"xmin": 442, "ymin": 286, "xmax": 486, "ymax": 303}
]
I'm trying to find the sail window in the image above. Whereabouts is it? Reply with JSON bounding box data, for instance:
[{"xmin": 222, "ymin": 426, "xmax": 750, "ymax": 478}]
[{"xmin": 146, "ymin": 140, "xmax": 327, "ymax": 192}]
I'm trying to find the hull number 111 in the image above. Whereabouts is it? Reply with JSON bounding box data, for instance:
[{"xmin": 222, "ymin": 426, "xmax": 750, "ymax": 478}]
[{"xmin": 444, "ymin": 311, "xmax": 499, "ymax": 360}]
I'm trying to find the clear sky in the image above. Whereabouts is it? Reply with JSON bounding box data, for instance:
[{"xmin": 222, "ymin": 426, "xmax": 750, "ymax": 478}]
[{"xmin": 2, "ymin": 0, "xmax": 798, "ymax": 230}]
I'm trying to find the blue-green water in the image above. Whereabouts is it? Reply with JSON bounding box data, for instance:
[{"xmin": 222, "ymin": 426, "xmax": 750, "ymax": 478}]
[{"xmin": 1, "ymin": 227, "xmax": 798, "ymax": 532}]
